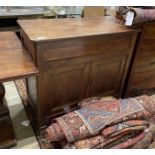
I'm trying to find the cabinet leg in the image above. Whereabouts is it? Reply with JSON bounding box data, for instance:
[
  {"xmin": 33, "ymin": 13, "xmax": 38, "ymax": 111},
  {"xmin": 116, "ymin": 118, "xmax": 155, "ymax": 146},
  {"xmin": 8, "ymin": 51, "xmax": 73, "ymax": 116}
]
[{"xmin": 0, "ymin": 83, "xmax": 16, "ymax": 149}]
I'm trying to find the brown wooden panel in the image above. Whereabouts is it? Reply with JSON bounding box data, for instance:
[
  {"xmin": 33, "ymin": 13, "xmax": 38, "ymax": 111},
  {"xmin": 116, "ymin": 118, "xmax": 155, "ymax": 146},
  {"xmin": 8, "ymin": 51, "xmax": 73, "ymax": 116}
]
[
  {"xmin": 88, "ymin": 54, "xmax": 126, "ymax": 97},
  {"xmin": 134, "ymin": 55, "xmax": 155, "ymax": 72},
  {"xmin": 137, "ymin": 39, "xmax": 155, "ymax": 57},
  {"xmin": 0, "ymin": 32, "xmax": 38, "ymax": 82},
  {"xmin": 127, "ymin": 70, "xmax": 155, "ymax": 90},
  {"xmin": 125, "ymin": 22, "xmax": 155, "ymax": 97},
  {"xmin": 42, "ymin": 34, "xmax": 132, "ymax": 62},
  {"xmin": 42, "ymin": 49, "xmax": 127, "ymax": 71},
  {"xmin": 38, "ymin": 62, "xmax": 90, "ymax": 121},
  {"xmin": 143, "ymin": 23, "xmax": 155, "ymax": 39},
  {"xmin": 21, "ymin": 30, "xmax": 36, "ymax": 63}
]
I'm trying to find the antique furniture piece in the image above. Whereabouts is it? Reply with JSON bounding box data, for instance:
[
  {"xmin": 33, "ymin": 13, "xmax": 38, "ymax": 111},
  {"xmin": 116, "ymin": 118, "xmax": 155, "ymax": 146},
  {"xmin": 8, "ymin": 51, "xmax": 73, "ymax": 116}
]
[
  {"xmin": 0, "ymin": 32, "xmax": 38, "ymax": 148},
  {"xmin": 18, "ymin": 17, "xmax": 139, "ymax": 132},
  {"xmin": 125, "ymin": 22, "xmax": 155, "ymax": 97}
]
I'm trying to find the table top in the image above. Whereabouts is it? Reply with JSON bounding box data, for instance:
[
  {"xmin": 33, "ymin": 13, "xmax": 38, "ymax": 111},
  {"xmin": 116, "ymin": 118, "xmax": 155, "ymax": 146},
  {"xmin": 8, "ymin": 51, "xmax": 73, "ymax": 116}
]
[
  {"xmin": 0, "ymin": 32, "xmax": 38, "ymax": 82},
  {"xmin": 18, "ymin": 17, "xmax": 139, "ymax": 42}
]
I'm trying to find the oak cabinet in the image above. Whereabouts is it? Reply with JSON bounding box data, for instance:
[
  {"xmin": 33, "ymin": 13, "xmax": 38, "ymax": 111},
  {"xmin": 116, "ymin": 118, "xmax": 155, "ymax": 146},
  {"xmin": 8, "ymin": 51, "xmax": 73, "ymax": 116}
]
[{"xmin": 18, "ymin": 17, "xmax": 138, "ymax": 131}]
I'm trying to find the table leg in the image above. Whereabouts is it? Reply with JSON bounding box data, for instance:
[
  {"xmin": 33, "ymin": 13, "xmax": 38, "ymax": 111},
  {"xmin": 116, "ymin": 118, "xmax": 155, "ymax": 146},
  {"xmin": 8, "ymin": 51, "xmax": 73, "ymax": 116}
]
[{"xmin": 0, "ymin": 83, "xmax": 16, "ymax": 149}]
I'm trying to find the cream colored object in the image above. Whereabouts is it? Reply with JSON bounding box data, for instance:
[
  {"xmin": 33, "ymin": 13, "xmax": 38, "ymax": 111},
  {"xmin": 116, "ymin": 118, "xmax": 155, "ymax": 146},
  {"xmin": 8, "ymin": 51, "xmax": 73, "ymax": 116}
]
[
  {"xmin": 106, "ymin": 6, "xmax": 118, "ymax": 17},
  {"xmin": 100, "ymin": 96, "xmax": 115, "ymax": 101}
]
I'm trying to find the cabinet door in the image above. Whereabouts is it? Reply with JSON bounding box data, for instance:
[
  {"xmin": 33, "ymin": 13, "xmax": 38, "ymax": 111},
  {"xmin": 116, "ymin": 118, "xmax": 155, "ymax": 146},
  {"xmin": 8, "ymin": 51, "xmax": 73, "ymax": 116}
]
[
  {"xmin": 87, "ymin": 53, "xmax": 127, "ymax": 97},
  {"xmin": 38, "ymin": 60, "xmax": 90, "ymax": 121}
]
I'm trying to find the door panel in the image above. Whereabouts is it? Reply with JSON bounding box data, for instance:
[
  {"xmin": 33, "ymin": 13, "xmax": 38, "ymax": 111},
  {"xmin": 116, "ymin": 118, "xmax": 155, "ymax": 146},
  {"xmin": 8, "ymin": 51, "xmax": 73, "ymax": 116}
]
[
  {"xmin": 38, "ymin": 62, "xmax": 90, "ymax": 119},
  {"xmin": 88, "ymin": 54, "xmax": 126, "ymax": 97}
]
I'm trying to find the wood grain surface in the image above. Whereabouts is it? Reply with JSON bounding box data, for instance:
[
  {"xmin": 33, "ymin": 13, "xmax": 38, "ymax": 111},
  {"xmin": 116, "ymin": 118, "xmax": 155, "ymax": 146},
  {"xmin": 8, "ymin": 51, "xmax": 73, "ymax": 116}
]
[{"xmin": 0, "ymin": 32, "xmax": 38, "ymax": 82}]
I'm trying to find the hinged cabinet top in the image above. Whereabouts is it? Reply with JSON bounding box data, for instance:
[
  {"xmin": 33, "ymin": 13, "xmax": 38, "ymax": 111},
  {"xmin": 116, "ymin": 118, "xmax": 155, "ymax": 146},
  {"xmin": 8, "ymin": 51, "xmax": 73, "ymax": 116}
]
[{"xmin": 18, "ymin": 17, "xmax": 139, "ymax": 42}]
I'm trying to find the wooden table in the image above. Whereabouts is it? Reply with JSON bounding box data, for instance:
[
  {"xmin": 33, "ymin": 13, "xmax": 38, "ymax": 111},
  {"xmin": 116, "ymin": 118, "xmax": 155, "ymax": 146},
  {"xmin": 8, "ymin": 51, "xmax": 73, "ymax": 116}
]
[
  {"xmin": 18, "ymin": 17, "xmax": 139, "ymax": 132},
  {"xmin": 0, "ymin": 32, "xmax": 38, "ymax": 148}
]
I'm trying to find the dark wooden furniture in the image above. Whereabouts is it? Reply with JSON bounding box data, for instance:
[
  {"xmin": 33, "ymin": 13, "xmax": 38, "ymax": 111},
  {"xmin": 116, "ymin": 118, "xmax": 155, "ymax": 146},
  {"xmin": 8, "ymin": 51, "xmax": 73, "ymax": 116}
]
[
  {"xmin": 18, "ymin": 17, "xmax": 139, "ymax": 132},
  {"xmin": 0, "ymin": 84, "xmax": 16, "ymax": 149},
  {"xmin": 125, "ymin": 22, "xmax": 155, "ymax": 97},
  {"xmin": 0, "ymin": 32, "xmax": 38, "ymax": 148}
]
